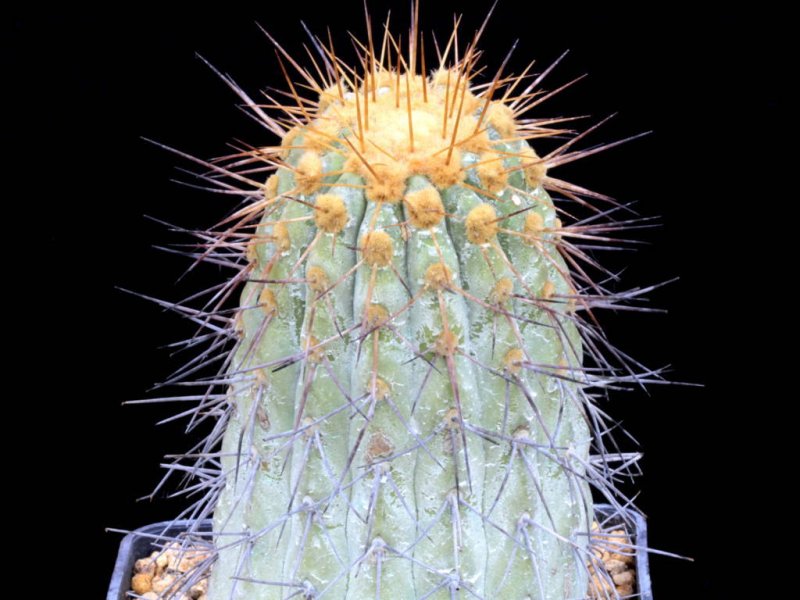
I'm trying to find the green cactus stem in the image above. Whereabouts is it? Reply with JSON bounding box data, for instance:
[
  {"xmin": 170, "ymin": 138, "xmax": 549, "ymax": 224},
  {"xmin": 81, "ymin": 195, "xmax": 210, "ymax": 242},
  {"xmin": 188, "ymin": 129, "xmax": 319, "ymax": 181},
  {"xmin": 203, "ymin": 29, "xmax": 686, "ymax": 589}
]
[{"xmin": 144, "ymin": 7, "xmax": 652, "ymax": 600}]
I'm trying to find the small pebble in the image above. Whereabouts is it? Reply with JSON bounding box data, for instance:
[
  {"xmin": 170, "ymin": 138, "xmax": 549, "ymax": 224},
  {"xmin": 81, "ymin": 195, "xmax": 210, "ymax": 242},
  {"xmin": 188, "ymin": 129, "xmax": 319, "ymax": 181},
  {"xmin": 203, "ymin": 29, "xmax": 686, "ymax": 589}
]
[
  {"xmin": 606, "ymin": 558, "xmax": 627, "ymax": 575},
  {"xmin": 613, "ymin": 570, "xmax": 634, "ymax": 586},
  {"xmin": 151, "ymin": 573, "xmax": 176, "ymax": 594},
  {"xmin": 587, "ymin": 522, "xmax": 637, "ymax": 598},
  {"xmin": 131, "ymin": 572, "xmax": 153, "ymax": 595},
  {"xmin": 134, "ymin": 558, "xmax": 156, "ymax": 575},
  {"xmin": 131, "ymin": 541, "xmax": 211, "ymax": 599}
]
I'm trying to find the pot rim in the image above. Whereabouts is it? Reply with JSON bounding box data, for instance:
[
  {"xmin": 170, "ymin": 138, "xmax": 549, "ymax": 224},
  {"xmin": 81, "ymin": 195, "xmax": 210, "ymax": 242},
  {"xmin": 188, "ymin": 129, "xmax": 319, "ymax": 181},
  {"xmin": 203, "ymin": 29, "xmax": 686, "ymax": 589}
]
[{"xmin": 108, "ymin": 503, "xmax": 652, "ymax": 599}]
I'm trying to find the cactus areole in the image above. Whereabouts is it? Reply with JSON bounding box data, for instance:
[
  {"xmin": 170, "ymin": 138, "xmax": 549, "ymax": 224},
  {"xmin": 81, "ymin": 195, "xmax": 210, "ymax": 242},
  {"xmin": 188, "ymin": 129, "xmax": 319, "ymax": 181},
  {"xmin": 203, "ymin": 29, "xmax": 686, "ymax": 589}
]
[{"xmin": 146, "ymin": 4, "xmax": 653, "ymax": 599}]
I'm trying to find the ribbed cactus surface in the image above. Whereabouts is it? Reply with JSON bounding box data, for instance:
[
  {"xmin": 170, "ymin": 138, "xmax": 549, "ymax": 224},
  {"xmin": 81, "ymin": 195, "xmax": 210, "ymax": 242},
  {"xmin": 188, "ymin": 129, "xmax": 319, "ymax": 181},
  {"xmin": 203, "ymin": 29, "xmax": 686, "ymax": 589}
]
[{"xmin": 147, "ymin": 9, "xmax": 648, "ymax": 600}]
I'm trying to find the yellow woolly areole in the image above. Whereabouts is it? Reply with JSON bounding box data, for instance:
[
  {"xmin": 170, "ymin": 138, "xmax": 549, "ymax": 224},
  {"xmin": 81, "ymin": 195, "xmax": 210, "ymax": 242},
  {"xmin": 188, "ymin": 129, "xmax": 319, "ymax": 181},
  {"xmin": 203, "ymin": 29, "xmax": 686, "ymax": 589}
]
[
  {"xmin": 264, "ymin": 173, "xmax": 279, "ymax": 199},
  {"xmin": 486, "ymin": 101, "xmax": 517, "ymax": 137},
  {"xmin": 405, "ymin": 187, "xmax": 445, "ymax": 228},
  {"xmin": 476, "ymin": 152, "xmax": 508, "ymax": 194},
  {"xmin": 364, "ymin": 163, "xmax": 408, "ymax": 202},
  {"xmin": 317, "ymin": 84, "xmax": 340, "ymax": 111},
  {"xmin": 246, "ymin": 238, "xmax": 259, "ymax": 264},
  {"xmin": 365, "ymin": 304, "xmax": 390, "ymax": 329},
  {"xmin": 303, "ymin": 335, "xmax": 323, "ymax": 363},
  {"xmin": 424, "ymin": 262, "xmax": 452, "ymax": 290},
  {"xmin": 296, "ymin": 151, "xmax": 324, "ymax": 194},
  {"xmin": 434, "ymin": 330, "xmax": 459, "ymax": 357},
  {"xmin": 306, "ymin": 266, "xmax": 329, "ymax": 292},
  {"xmin": 314, "ymin": 194, "xmax": 348, "ymax": 233},
  {"xmin": 281, "ymin": 126, "xmax": 303, "ymax": 157},
  {"xmin": 459, "ymin": 125, "xmax": 491, "ymax": 154},
  {"xmin": 524, "ymin": 212, "xmax": 546, "ymax": 245},
  {"xmin": 521, "ymin": 147, "xmax": 548, "ymax": 188},
  {"xmin": 429, "ymin": 68, "xmax": 452, "ymax": 87},
  {"xmin": 362, "ymin": 231, "xmax": 393, "ymax": 267},
  {"xmin": 258, "ymin": 288, "xmax": 278, "ymax": 315},
  {"xmin": 512, "ymin": 425, "xmax": 531, "ymax": 440},
  {"xmin": 490, "ymin": 278, "xmax": 514, "ymax": 304},
  {"xmin": 366, "ymin": 431, "xmax": 394, "ymax": 463},
  {"xmin": 541, "ymin": 280, "xmax": 556, "ymax": 300},
  {"xmin": 465, "ymin": 203, "xmax": 499, "ymax": 244},
  {"xmin": 272, "ymin": 222, "xmax": 291, "ymax": 252},
  {"xmin": 370, "ymin": 377, "xmax": 391, "ymax": 400},
  {"xmin": 503, "ymin": 347, "xmax": 524, "ymax": 375},
  {"xmin": 424, "ymin": 148, "xmax": 465, "ymax": 188}
]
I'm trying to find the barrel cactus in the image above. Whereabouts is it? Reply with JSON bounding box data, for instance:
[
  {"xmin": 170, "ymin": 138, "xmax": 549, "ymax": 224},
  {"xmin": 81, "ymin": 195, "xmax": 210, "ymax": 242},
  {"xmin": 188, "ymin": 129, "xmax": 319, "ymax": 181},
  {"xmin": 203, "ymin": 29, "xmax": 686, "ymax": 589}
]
[{"xmin": 145, "ymin": 5, "xmax": 651, "ymax": 599}]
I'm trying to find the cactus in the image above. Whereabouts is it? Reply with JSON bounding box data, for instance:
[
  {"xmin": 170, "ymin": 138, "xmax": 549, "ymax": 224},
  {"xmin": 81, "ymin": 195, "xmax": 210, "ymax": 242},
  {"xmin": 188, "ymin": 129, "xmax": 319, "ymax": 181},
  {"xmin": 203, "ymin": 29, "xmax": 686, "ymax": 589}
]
[{"xmin": 143, "ymin": 4, "xmax": 654, "ymax": 599}]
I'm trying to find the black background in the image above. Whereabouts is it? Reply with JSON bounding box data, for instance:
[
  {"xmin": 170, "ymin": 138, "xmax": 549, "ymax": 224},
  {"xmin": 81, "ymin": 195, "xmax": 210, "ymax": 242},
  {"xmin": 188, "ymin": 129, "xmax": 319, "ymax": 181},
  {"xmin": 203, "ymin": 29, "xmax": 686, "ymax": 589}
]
[{"xmin": 8, "ymin": 3, "xmax": 786, "ymax": 598}]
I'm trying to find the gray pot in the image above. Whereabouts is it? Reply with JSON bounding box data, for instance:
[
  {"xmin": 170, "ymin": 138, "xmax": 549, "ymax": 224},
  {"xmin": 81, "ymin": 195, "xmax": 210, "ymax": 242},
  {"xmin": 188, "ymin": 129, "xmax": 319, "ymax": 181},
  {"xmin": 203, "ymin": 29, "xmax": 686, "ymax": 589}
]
[{"xmin": 108, "ymin": 504, "xmax": 652, "ymax": 599}]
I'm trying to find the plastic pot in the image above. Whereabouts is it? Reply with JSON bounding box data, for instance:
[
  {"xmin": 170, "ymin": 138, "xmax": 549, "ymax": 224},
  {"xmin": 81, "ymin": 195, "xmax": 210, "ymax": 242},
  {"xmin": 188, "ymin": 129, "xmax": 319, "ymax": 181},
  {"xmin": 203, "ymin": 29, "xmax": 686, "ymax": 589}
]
[{"xmin": 108, "ymin": 504, "xmax": 652, "ymax": 599}]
